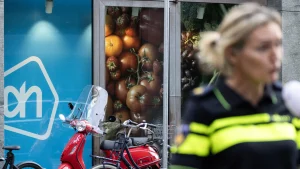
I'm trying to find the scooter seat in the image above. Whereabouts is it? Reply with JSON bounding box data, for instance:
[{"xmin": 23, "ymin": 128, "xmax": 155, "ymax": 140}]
[
  {"xmin": 130, "ymin": 137, "xmax": 149, "ymax": 146},
  {"xmin": 100, "ymin": 139, "xmax": 133, "ymax": 150},
  {"xmin": 2, "ymin": 146, "xmax": 20, "ymax": 150}
]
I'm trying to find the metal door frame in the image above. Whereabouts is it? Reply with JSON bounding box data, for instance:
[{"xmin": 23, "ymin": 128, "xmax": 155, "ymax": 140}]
[{"xmin": 93, "ymin": 1, "xmax": 173, "ymax": 168}]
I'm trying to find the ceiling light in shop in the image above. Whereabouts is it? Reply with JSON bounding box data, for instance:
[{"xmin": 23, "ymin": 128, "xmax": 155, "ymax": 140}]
[{"xmin": 45, "ymin": 0, "xmax": 53, "ymax": 14}]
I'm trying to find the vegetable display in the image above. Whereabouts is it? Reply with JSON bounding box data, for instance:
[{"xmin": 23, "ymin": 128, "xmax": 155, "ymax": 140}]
[
  {"xmin": 180, "ymin": 2, "xmax": 236, "ymax": 117},
  {"xmin": 105, "ymin": 7, "xmax": 164, "ymax": 126}
]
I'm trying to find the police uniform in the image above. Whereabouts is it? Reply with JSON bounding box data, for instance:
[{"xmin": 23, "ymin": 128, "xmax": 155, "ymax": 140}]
[{"xmin": 170, "ymin": 76, "xmax": 300, "ymax": 169}]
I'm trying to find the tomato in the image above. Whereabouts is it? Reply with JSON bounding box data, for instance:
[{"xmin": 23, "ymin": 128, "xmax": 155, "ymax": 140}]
[
  {"xmin": 115, "ymin": 28, "xmax": 125, "ymax": 37},
  {"xmin": 152, "ymin": 95, "xmax": 162, "ymax": 108},
  {"xmin": 119, "ymin": 51, "xmax": 138, "ymax": 75},
  {"xmin": 122, "ymin": 35, "xmax": 141, "ymax": 51},
  {"xmin": 105, "ymin": 35, "xmax": 123, "ymax": 57},
  {"xmin": 116, "ymin": 13, "xmax": 130, "ymax": 29},
  {"xmin": 114, "ymin": 109, "xmax": 130, "ymax": 123},
  {"xmin": 115, "ymin": 78, "xmax": 137, "ymax": 104},
  {"xmin": 106, "ymin": 56, "xmax": 119, "ymax": 72},
  {"xmin": 110, "ymin": 70, "xmax": 121, "ymax": 81},
  {"xmin": 106, "ymin": 81, "xmax": 115, "ymax": 96},
  {"xmin": 138, "ymin": 43, "xmax": 159, "ymax": 62},
  {"xmin": 105, "ymin": 95, "xmax": 114, "ymax": 120},
  {"xmin": 139, "ymin": 72, "xmax": 162, "ymax": 95},
  {"xmin": 125, "ymin": 16, "xmax": 139, "ymax": 37},
  {"xmin": 126, "ymin": 85, "xmax": 152, "ymax": 113},
  {"xmin": 141, "ymin": 59, "xmax": 153, "ymax": 71},
  {"xmin": 113, "ymin": 100, "xmax": 125, "ymax": 112},
  {"xmin": 153, "ymin": 60, "xmax": 163, "ymax": 75},
  {"xmin": 107, "ymin": 7, "xmax": 121, "ymax": 20},
  {"xmin": 105, "ymin": 15, "xmax": 115, "ymax": 37},
  {"xmin": 125, "ymin": 27, "xmax": 137, "ymax": 37}
]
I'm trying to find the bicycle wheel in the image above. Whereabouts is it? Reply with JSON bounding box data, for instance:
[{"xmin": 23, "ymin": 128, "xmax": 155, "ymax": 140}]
[
  {"xmin": 91, "ymin": 164, "xmax": 117, "ymax": 169},
  {"xmin": 16, "ymin": 161, "xmax": 43, "ymax": 169}
]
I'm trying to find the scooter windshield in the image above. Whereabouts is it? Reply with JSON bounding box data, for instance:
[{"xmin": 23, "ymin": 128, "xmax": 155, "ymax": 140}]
[{"xmin": 66, "ymin": 85, "xmax": 108, "ymax": 135}]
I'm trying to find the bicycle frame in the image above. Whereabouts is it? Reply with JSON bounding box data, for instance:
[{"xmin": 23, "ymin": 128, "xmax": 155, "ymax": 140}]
[
  {"xmin": 95, "ymin": 137, "xmax": 143, "ymax": 169},
  {"xmin": 95, "ymin": 125, "xmax": 160, "ymax": 169},
  {"xmin": 2, "ymin": 150, "xmax": 16, "ymax": 169}
]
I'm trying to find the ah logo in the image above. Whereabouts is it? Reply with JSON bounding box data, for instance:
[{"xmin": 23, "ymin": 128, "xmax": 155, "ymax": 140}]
[
  {"xmin": 4, "ymin": 56, "xmax": 59, "ymax": 140},
  {"xmin": 4, "ymin": 82, "xmax": 42, "ymax": 118}
]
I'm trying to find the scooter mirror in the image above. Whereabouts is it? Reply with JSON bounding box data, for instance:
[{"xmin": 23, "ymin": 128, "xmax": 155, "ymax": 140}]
[
  {"xmin": 108, "ymin": 116, "xmax": 116, "ymax": 122},
  {"xmin": 68, "ymin": 103, "xmax": 74, "ymax": 110},
  {"xmin": 59, "ymin": 114, "xmax": 66, "ymax": 121}
]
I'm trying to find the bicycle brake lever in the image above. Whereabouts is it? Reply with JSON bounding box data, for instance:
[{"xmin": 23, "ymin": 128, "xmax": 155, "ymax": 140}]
[{"xmin": 140, "ymin": 123, "xmax": 147, "ymax": 130}]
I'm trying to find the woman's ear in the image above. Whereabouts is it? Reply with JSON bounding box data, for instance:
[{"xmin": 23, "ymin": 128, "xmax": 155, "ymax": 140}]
[{"xmin": 225, "ymin": 47, "xmax": 239, "ymax": 66}]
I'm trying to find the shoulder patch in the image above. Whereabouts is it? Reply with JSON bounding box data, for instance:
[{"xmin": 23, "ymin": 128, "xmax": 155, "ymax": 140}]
[
  {"xmin": 192, "ymin": 86, "xmax": 213, "ymax": 96},
  {"xmin": 174, "ymin": 124, "xmax": 189, "ymax": 146},
  {"xmin": 192, "ymin": 87, "xmax": 204, "ymax": 95}
]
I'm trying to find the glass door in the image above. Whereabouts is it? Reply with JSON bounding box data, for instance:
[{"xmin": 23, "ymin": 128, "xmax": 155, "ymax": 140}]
[{"xmin": 93, "ymin": 0, "xmax": 172, "ymax": 167}]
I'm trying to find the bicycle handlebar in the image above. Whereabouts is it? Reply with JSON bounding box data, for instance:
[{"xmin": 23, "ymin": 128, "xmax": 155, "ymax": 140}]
[
  {"xmin": 127, "ymin": 119, "xmax": 138, "ymax": 125},
  {"xmin": 122, "ymin": 120, "xmax": 157, "ymax": 129}
]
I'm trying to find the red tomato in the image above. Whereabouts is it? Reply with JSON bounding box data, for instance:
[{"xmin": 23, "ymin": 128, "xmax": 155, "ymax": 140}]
[
  {"xmin": 113, "ymin": 100, "xmax": 125, "ymax": 112},
  {"xmin": 106, "ymin": 81, "xmax": 115, "ymax": 96},
  {"xmin": 138, "ymin": 43, "xmax": 159, "ymax": 62},
  {"xmin": 122, "ymin": 35, "xmax": 141, "ymax": 51},
  {"xmin": 125, "ymin": 27, "xmax": 138, "ymax": 37},
  {"xmin": 119, "ymin": 51, "xmax": 138, "ymax": 75},
  {"xmin": 126, "ymin": 85, "xmax": 151, "ymax": 113},
  {"xmin": 115, "ymin": 109, "xmax": 130, "ymax": 123},
  {"xmin": 106, "ymin": 56, "xmax": 119, "ymax": 72},
  {"xmin": 139, "ymin": 72, "xmax": 162, "ymax": 96},
  {"xmin": 110, "ymin": 70, "xmax": 121, "ymax": 81},
  {"xmin": 115, "ymin": 78, "xmax": 137, "ymax": 104}
]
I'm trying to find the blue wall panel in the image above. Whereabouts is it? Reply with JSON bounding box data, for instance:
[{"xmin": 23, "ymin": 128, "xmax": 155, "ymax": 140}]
[{"xmin": 4, "ymin": 0, "xmax": 93, "ymax": 168}]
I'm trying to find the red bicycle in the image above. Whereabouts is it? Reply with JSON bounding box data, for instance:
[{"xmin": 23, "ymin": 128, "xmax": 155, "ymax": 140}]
[{"xmin": 91, "ymin": 116, "xmax": 161, "ymax": 169}]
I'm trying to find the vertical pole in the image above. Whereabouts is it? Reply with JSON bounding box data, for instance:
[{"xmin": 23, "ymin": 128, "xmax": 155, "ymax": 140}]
[{"xmin": 163, "ymin": 0, "xmax": 170, "ymax": 168}]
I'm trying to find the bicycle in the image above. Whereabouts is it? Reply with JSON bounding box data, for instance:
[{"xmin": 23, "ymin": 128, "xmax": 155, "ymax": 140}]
[
  {"xmin": 0, "ymin": 145, "xmax": 43, "ymax": 169},
  {"xmin": 91, "ymin": 117, "xmax": 161, "ymax": 169}
]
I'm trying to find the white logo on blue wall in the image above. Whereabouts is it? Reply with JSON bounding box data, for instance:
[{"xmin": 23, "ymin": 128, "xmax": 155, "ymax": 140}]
[
  {"xmin": 4, "ymin": 56, "xmax": 59, "ymax": 140},
  {"xmin": 5, "ymin": 82, "xmax": 42, "ymax": 118}
]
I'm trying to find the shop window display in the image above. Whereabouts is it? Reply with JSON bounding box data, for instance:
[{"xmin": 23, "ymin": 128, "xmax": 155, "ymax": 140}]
[
  {"xmin": 104, "ymin": 7, "xmax": 164, "ymax": 137},
  {"xmin": 180, "ymin": 2, "xmax": 235, "ymax": 115}
]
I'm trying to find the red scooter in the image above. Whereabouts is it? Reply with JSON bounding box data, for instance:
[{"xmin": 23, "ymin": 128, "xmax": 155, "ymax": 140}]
[
  {"xmin": 58, "ymin": 85, "xmax": 109, "ymax": 169},
  {"xmin": 57, "ymin": 86, "xmax": 161, "ymax": 169}
]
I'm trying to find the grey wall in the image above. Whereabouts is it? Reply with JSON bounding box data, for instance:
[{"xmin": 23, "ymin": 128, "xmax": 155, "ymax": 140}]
[
  {"xmin": 281, "ymin": 0, "xmax": 300, "ymax": 82},
  {"xmin": 0, "ymin": 0, "xmax": 4, "ymax": 165}
]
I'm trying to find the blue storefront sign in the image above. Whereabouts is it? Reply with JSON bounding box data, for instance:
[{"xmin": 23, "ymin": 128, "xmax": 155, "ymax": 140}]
[{"xmin": 4, "ymin": 0, "xmax": 93, "ymax": 168}]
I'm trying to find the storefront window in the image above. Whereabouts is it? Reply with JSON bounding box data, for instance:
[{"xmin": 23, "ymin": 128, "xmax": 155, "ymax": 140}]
[
  {"xmin": 180, "ymin": 2, "xmax": 236, "ymax": 115},
  {"xmin": 104, "ymin": 6, "xmax": 164, "ymax": 136}
]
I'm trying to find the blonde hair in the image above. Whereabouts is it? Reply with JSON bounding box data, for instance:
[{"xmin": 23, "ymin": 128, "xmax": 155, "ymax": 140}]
[{"xmin": 198, "ymin": 2, "xmax": 281, "ymax": 75}]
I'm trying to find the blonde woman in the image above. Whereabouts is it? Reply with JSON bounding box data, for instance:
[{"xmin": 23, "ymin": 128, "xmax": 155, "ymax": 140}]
[{"xmin": 170, "ymin": 2, "xmax": 300, "ymax": 169}]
